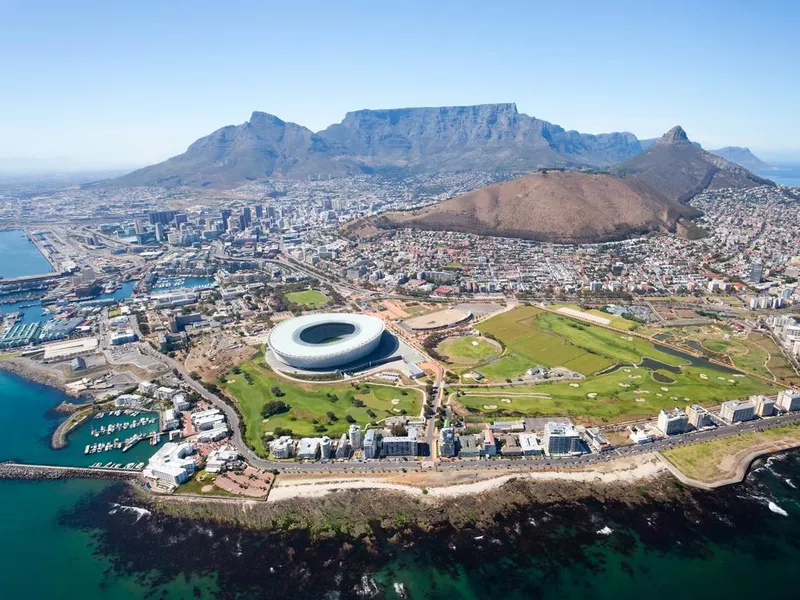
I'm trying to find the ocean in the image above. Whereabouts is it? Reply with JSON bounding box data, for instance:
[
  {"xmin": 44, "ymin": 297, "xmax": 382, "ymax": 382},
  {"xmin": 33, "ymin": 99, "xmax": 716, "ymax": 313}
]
[
  {"xmin": 0, "ymin": 229, "xmax": 53, "ymax": 278},
  {"xmin": 760, "ymin": 163, "xmax": 800, "ymax": 188},
  {"xmin": 2, "ymin": 368, "xmax": 800, "ymax": 599}
]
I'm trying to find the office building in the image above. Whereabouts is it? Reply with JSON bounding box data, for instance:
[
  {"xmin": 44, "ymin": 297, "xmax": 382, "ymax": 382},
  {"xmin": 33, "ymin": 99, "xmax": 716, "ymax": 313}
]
[
  {"xmin": 777, "ymin": 390, "xmax": 800, "ymax": 412},
  {"xmin": 687, "ymin": 404, "xmax": 713, "ymax": 429},
  {"xmin": 720, "ymin": 399, "xmax": 756, "ymax": 424},
  {"xmin": 297, "ymin": 438, "xmax": 321, "ymax": 460},
  {"xmin": 583, "ymin": 427, "xmax": 611, "ymax": 452},
  {"xmin": 542, "ymin": 422, "xmax": 583, "ymax": 456},
  {"xmin": 439, "ymin": 426, "xmax": 456, "ymax": 457},
  {"xmin": 657, "ymin": 408, "xmax": 689, "ymax": 435},
  {"xmin": 749, "ymin": 263, "xmax": 764, "ymax": 284}
]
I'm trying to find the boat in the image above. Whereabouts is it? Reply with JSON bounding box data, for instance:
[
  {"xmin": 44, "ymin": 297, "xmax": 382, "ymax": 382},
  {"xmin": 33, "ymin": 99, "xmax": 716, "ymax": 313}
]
[{"xmin": 84, "ymin": 444, "xmax": 90, "ymax": 455}]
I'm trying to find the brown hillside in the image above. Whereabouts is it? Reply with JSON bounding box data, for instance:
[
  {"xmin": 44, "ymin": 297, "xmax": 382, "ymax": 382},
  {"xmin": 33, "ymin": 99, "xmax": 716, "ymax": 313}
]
[{"xmin": 347, "ymin": 171, "xmax": 666, "ymax": 243}]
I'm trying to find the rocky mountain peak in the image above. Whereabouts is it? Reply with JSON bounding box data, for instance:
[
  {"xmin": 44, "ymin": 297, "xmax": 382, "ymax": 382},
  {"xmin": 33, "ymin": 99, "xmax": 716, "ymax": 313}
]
[{"xmin": 657, "ymin": 126, "xmax": 691, "ymax": 146}]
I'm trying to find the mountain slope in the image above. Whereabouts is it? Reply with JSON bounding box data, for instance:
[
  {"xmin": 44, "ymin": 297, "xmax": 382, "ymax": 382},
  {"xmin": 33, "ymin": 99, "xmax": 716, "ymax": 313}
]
[
  {"xmin": 612, "ymin": 127, "xmax": 773, "ymax": 207},
  {"xmin": 106, "ymin": 104, "xmax": 643, "ymax": 188},
  {"xmin": 346, "ymin": 126, "xmax": 774, "ymax": 244},
  {"xmin": 344, "ymin": 171, "xmax": 665, "ymax": 243},
  {"xmin": 709, "ymin": 147, "xmax": 772, "ymax": 171}
]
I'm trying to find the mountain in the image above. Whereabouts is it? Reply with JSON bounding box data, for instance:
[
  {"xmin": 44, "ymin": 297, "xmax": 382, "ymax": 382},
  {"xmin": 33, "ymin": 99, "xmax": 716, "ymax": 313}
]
[
  {"xmin": 612, "ymin": 127, "xmax": 773, "ymax": 206},
  {"xmin": 709, "ymin": 147, "xmax": 772, "ymax": 171},
  {"xmin": 345, "ymin": 126, "xmax": 774, "ymax": 244},
  {"xmin": 640, "ymin": 138, "xmax": 702, "ymax": 150},
  {"xmin": 107, "ymin": 104, "xmax": 643, "ymax": 188}
]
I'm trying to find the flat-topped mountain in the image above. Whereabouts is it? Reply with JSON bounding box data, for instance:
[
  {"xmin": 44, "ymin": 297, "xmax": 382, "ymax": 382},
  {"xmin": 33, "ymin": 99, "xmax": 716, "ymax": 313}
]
[
  {"xmin": 345, "ymin": 126, "xmax": 774, "ymax": 244},
  {"xmin": 106, "ymin": 104, "xmax": 643, "ymax": 188}
]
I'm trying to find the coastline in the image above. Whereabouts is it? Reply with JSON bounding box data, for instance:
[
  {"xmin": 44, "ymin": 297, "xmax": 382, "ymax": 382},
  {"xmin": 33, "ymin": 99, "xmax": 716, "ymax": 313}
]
[{"xmin": 0, "ymin": 356, "xmax": 74, "ymax": 396}]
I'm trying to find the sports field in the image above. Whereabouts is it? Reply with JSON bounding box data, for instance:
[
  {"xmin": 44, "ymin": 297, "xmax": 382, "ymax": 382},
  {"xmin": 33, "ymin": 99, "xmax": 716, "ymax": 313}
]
[
  {"xmin": 285, "ymin": 289, "xmax": 331, "ymax": 308},
  {"xmin": 436, "ymin": 335, "xmax": 501, "ymax": 366},
  {"xmin": 222, "ymin": 358, "xmax": 422, "ymax": 456}
]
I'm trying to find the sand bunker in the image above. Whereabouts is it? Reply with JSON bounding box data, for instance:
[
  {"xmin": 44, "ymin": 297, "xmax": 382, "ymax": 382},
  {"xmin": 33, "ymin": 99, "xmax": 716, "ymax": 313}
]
[{"xmin": 483, "ymin": 404, "xmax": 498, "ymax": 410}]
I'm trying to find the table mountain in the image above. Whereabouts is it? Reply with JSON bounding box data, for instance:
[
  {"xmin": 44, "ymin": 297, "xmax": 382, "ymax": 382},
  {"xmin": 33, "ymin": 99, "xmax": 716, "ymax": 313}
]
[
  {"xmin": 106, "ymin": 104, "xmax": 643, "ymax": 188},
  {"xmin": 345, "ymin": 126, "xmax": 774, "ymax": 244}
]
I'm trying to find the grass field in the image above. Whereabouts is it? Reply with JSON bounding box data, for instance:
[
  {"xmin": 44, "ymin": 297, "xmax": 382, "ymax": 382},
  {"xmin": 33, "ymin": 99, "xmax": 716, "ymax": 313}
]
[
  {"xmin": 457, "ymin": 364, "xmax": 773, "ymax": 424},
  {"xmin": 436, "ymin": 336, "xmax": 502, "ymax": 366},
  {"xmin": 285, "ymin": 289, "xmax": 331, "ymax": 309},
  {"xmin": 459, "ymin": 306, "xmax": 775, "ymax": 423},
  {"xmin": 222, "ymin": 358, "xmax": 422, "ymax": 456},
  {"xmin": 475, "ymin": 306, "xmax": 683, "ymax": 380},
  {"xmin": 661, "ymin": 424, "xmax": 800, "ymax": 482}
]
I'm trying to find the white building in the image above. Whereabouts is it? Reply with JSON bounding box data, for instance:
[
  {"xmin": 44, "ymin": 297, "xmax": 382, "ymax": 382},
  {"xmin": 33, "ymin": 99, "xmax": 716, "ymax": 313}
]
[
  {"xmin": 348, "ymin": 424, "xmax": 363, "ymax": 450},
  {"xmin": 270, "ymin": 436, "xmax": 294, "ymax": 459},
  {"xmin": 519, "ymin": 433, "xmax": 543, "ymax": 455},
  {"xmin": 172, "ymin": 393, "xmax": 191, "ymax": 411},
  {"xmin": 686, "ymin": 404, "xmax": 713, "ymax": 429},
  {"xmin": 753, "ymin": 395, "xmax": 775, "ymax": 417},
  {"xmin": 629, "ymin": 427, "xmax": 653, "ymax": 444},
  {"xmin": 144, "ymin": 442, "xmax": 196, "ymax": 486},
  {"xmin": 777, "ymin": 389, "xmax": 800, "ymax": 412},
  {"xmin": 542, "ymin": 422, "xmax": 582, "ymax": 456},
  {"xmin": 720, "ymin": 399, "xmax": 756, "ymax": 423},
  {"xmin": 155, "ymin": 386, "xmax": 178, "ymax": 401},
  {"xmin": 163, "ymin": 408, "xmax": 180, "ymax": 430},
  {"xmin": 138, "ymin": 381, "xmax": 158, "ymax": 396},
  {"xmin": 115, "ymin": 393, "xmax": 146, "ymax": 409},
  {"xmin": 205, "ymin": 447, "xmax": 239, "ymax": 473},
  {"xmin": 658, "ymin": 408, "xmax": 689, "ymax": 435},
  {"xmin": 196, "ymin": 425, "xmax": 229, "ymax": 443}
]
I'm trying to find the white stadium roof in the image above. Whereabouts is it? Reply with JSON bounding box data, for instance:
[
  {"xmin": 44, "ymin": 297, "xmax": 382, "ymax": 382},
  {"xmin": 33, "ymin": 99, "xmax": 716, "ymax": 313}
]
[{"xmin": 268, "ymin": 313, "xmax": 385, "ymax": 369}]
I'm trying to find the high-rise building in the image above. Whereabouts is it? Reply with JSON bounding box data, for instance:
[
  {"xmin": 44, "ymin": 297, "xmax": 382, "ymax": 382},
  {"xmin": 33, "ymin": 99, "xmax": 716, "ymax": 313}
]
[
  {"xmin": 657, "ymin": 408, "xmax": 689, "ymax": 435},
  {"xmin": 174, "ymin": 214, "xmax": 188, "ymax": 226},
  {"xmin": 348, "ymin": 424, "xmax": 362, "ymax": 450},
  {"xmin": 243, "ymin": 207, "xmax": 251, "ymax": 226},
  {"xmin": 777, "ymin": 390, "xmax": 800, "ymax": 412},
  {"xmin": 686, "ymin": 404, "xmax": 712, "ymax": 429},
  {"xmin": 720, "ymin": 399, "xmax": 756, "ymax": 423},
  {"xmin": 363, "ymin": 429, "xmax": 381, "ymax": 459},
  {"xmin": 753, "ymin": 394, "xmax": 775, "ymax": 417},
  {"xmin": 542, "ymin": 422, "xmax": 583, "ymax": 456},
  {"xmin": 749, "ymin": 263, "xmax": 764, "ymax": 284},
  {"xmin": 154, "ymin": 222, "xmax": 165, "ymax": 242},
  {"xmin": 148, "ymin": 210, "xmax": 177, "ymax": 225},
  {"xmin": 254, "ymin": 204, "xmax": 263, "ymax": 219},
  {"xmin": 439, "ymin": 426, "xmax": 456, "ymax": 457},
  {"xmin": 220, "ymin": 209, "xmax": 231, "ymax": 224}
]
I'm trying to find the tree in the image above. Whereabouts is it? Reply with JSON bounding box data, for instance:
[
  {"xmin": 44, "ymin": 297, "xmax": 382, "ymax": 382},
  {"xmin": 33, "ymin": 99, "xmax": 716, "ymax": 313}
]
[
  {"xmin": 326, "ymin": 411, "xmax": 338, "ymax": 422},
  {"xmin": 345, "ymin": 414, "xmax": 356, "ymax": 424},
  {"xmin": 262, "ymin": 400, "xmax": 290, "ymax": 418},
  {"xmin": 271, "ymin": 385, "xmax": 284, "ymax": 397},
  {"xmin": 189, "ymin": 371, "xmax": 201, "ymax": 380},
  {"xmin": 390, "ymin": 423, "xmax": 407, "ymax": 437}
]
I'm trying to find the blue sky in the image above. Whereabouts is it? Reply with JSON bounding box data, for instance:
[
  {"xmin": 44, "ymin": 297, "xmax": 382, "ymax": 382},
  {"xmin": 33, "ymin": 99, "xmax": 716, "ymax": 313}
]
[{"xmin": 1, "ymin": 0, "xmax": 798, "ymax": 168}]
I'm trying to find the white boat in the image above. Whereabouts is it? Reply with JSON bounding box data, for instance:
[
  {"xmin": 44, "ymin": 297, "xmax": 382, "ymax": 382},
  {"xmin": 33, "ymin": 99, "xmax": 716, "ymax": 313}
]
[{"xmin": 84, "ymin": 444, "xmax": 90, "ymax": 454}]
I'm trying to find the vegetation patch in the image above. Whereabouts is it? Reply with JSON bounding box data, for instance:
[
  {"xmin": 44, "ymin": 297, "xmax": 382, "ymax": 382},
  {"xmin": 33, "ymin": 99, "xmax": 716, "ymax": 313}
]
[{"xmin": 285, "ymin": 289, "xmax": 331, "ymax": 309}]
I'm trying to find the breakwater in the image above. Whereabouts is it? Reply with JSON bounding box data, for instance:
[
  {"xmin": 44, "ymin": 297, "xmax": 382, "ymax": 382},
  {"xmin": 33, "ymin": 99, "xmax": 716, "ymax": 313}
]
[{"xmin": 0, "ymin": 462, "xmax": 139, "ymax": 482}]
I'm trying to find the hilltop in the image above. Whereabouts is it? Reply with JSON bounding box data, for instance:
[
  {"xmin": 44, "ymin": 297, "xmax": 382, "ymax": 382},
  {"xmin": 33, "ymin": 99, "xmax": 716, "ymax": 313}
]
[{"xmin": 345, "ymin": 126, "xmax": 774, "ymax": 244}]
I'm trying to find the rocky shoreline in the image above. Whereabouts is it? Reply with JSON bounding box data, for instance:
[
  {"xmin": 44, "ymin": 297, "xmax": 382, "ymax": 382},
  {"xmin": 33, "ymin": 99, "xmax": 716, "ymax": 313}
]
[{"xmin": 0, "ymin": 357, "xmax": 74, "ymax": 396}]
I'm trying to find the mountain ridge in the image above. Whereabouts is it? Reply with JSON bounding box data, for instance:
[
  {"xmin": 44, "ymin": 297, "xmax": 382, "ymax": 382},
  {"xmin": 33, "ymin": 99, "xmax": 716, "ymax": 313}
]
[{"xmin": 106, "ymin": 104, "xmax": 644, "ymax": 188}]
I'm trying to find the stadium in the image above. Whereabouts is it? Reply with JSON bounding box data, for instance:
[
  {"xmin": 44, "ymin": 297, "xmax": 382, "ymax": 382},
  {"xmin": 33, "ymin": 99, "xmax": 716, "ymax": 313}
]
[{"xmin": 268, "ymin": 313, "xmax": 386, "ymax": 370}]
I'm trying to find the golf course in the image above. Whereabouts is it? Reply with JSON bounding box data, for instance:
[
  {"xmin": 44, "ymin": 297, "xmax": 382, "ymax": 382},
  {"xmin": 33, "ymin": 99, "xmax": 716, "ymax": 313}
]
[{"xmin": 222, "ymin": 357, "xmax": 422, "ymax": 456}]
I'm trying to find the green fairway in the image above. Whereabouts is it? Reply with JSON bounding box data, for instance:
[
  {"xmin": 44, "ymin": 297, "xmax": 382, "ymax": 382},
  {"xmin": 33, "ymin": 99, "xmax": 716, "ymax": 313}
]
[
  {"xmin": 457, "ymin": 364, "xmax": 773, "ymax": 424},
  {"xmin": 285, "ymin": 289, "xmax": 331, "ymax": 308},
  {"xmin": 550, "ymin": 303, "xmax": 639, "ymax": 331},
  {"xmin": 222, "ymin": 358, "xmax": 422, "ymax": 456},
  {"xmin": 436, "ymin": 335, "xmax": 501, "ymax": 366}
]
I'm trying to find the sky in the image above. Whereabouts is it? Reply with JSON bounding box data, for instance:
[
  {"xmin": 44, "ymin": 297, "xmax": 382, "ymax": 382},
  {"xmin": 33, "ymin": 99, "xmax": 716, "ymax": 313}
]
[{"xmin": 1, "ymin": 0, "xmax": 798, "ymax": 169}]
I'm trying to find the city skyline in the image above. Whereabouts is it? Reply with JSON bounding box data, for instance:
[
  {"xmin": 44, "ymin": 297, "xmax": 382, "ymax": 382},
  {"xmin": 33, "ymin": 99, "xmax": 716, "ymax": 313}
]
[{"xmin": 1, "ymin": 0, "xmax": 799, "ymax": 168}]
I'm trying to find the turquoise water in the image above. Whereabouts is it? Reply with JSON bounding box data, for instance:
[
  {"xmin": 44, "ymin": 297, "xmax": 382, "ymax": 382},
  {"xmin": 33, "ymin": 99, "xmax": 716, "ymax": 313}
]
[
  {"xmin": 0, "ymin": 229, "xmax": 53, "ymax": 278},
  {"xmin": 3, "ymin": 369, "xmax": 800, "ymax": 599}
]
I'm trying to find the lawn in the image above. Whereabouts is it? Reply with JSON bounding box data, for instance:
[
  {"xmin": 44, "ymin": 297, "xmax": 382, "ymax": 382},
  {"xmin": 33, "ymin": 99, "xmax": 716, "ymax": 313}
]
[
  {"xmin": 285, "ymin": 289, "xmax": 331, "ymax": 309},
  {"xmin": 457, "ymin": 363, "xmax": 773, "ymax": 424},
  {"xmin": 436, "ymin": 335, "xmax": 502, "ymax": 366},
  {"xmin": 475, "ymin": 306, "xmax": 683, "ymax": 380},
  {"xmin": 222, "ymin": 358, "xmax": 422, "ymax": 456},
  {"xmin": 661, "ymin": 424, "xmax": 800, "ymax": 482},
  {"xmin": 550, "ymin": 303, "xmax": 639, "ymax": 331}
]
